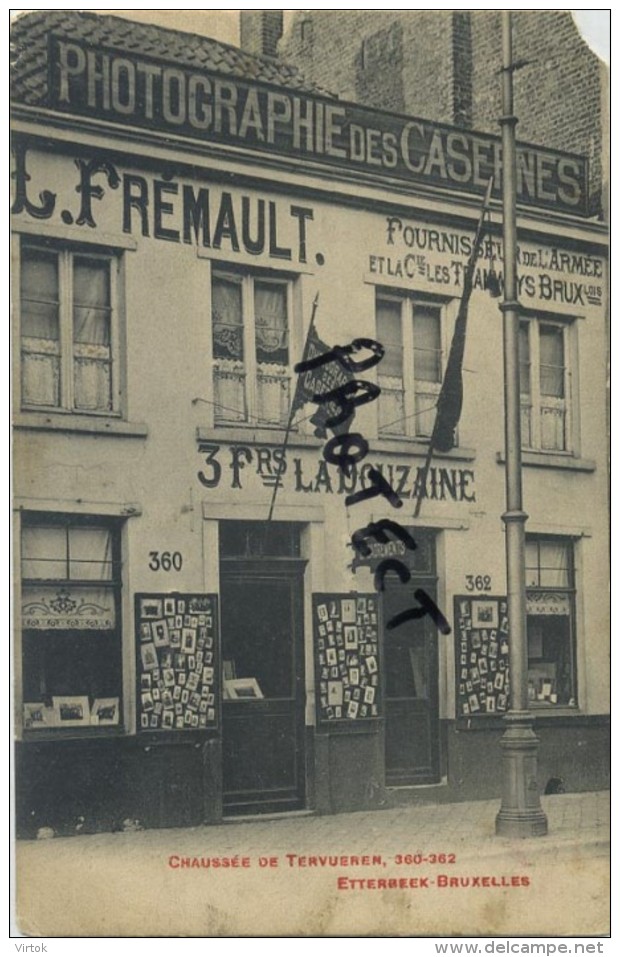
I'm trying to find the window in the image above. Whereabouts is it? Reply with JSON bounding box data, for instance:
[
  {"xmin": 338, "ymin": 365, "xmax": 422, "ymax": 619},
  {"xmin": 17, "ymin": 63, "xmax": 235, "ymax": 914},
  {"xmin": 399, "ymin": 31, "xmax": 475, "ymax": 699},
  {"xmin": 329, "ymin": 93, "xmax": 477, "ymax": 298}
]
[
  {"xmin": 19, "ymin": 240, "xmax": 119, "ymax": 414},
  {"xmin": 520, "ymin": 318, "xmax": 572, "ymax": 452},
  {"xmin": 376, "ymin": 293, "xmax": 445, "ymax": 439},
  {"xmin": 525, "ymin": 536, "xmax": 576, "ymax": 708},
  {"xmin": 20, "ymin": 516, "xmax": 123, "ymax": 732},
  {"xmin": 211, "ymin": 269, "xmax": 292, "ymax": 428}
]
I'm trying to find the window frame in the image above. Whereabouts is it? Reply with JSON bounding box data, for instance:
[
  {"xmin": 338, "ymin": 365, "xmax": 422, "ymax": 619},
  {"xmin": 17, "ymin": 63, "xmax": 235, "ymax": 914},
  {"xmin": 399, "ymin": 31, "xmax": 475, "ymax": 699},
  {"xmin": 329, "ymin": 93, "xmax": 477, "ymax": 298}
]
[
  {"xmin": 519, "ymin": 314, "xmax": 575, "ymax": 454},
  {"xmin": 19, "ymin": 513, "xmax": 125, "ymax": 737},
  {"xmin": 210, "ymin": 266, "xmax": 296, "ymax": 429},
  {"xmin": 525, "ymin": 535, "xmax": 578, "ymax": 710},
  {"xmin": 17, "ymin": 237, "xmax": 122, "ymax": 417},
  {"xmin": 375, "ymin": 290, "xmax": 451, "ymax": 441}
]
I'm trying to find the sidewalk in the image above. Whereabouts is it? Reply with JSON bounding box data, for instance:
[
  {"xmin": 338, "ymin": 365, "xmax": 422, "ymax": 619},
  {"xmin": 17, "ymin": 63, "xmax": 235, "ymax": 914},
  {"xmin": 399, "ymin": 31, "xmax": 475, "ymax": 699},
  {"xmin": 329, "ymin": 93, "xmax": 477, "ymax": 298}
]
[
  {"xmin": 15, "ymin": 791, "xmax": 610, "ymax": 937},
  {"xmin": 197, "ymin": 789, "xmax": 611, "ymax": 863}
]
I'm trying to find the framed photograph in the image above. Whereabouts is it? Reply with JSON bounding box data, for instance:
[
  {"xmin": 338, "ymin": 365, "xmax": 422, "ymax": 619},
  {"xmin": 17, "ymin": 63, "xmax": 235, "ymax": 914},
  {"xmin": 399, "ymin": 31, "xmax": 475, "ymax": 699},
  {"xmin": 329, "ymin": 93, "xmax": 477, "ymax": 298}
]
[
  {"xmin": 140, "ymin": 623, "xmax": 152, "ymax": 642},
  {"xmin": 140, "ymin": 598, "xmax": 163, "ymax": 620},
  {"xmin": 341, "ymin": 598, "xmax": 357, "ymax": 623},
  {"xmin": 23, "ymin": 702, "xmax": 53, "ymax": 730},
  {"xmin": 225, "ymin": 678, "xmax": 263, "ymax": 700},
  {"xmin": 152, "ymin": 619, "xmax": 170, "ymax": 647},
  {"xmin": 163, "ymin": 597, "xmax": 176, "ymax": 617},
  {"xmin": 471, "ymin": 600, "xmax": 499, "ymax": 629},
  {"xmin": 181, "ymin": 628, "xmax": 197, "ymax": 655},
  {"xmin": 53, "ymin": 696, "xmax": 90, "ymax": 728},
  {"xmin": 140, "ymin": 643, "xmax": 158, "ymax": 671},
  {"xmin": 90, "ymin": 698, "xmax": 119, "ymax": 726},
  {"xmin": 327, "ymin": 681, "xmax": 343, "ymax": 706},
  {"xmin": 343, "ymin": 625, "xmax": 358, "ymax": 650}
]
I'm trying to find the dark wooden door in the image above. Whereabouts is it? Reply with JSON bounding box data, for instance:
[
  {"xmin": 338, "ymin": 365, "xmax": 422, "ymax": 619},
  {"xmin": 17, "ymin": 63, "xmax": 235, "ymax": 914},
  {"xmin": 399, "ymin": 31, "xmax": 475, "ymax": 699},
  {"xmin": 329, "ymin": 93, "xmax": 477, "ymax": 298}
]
[
  {"xmin": 220, "ymin": 563, "xmax": 305, "ymax": 814},
  {"xmin": 383, "ymin": 575, "xmax": 440, "ymax": 786}
]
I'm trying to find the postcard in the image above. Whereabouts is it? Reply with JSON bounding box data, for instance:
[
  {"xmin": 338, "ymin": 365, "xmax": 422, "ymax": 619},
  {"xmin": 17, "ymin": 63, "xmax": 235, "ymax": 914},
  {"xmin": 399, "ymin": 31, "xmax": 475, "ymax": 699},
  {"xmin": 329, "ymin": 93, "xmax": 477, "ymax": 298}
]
[{"xmin": 11, "ymin": 7, "xmax": 609, "ymax": 941}]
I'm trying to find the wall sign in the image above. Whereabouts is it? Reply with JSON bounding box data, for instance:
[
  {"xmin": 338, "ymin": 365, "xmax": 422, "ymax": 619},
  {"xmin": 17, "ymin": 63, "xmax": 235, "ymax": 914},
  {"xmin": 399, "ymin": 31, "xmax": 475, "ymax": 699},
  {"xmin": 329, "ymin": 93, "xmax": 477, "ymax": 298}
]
[
  {"xmin": 453, "ymin": 595, "xmax": 510, "ymax": 717},
  {"xmin": 197, "ymin": 441, "xmax": 476, "ymax": 504},
  {"xmin": 22, "ymin": 585, "xmax": 115, "ymax": 629},
  {"xmin": 135, "ymin": 593, "xmax": 219, "ymax": 732},
  {"xmin": 312, "ymin": 593, "xmax": 381, "ymax": 724},
  {"xmin": 49, "ymin": 36, "xmax": 588, "ymax": 216},
  {"xmin": 374, "ymin": 218, "xmax": 605, "ymax": 309}
]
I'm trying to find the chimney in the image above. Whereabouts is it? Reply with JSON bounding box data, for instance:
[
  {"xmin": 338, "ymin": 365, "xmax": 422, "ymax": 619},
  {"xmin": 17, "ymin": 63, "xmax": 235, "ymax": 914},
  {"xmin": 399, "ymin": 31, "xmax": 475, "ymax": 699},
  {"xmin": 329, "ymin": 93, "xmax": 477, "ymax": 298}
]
[{"xmin": 240, "ymin": 11, "xmax": 283, "ymax": 58}]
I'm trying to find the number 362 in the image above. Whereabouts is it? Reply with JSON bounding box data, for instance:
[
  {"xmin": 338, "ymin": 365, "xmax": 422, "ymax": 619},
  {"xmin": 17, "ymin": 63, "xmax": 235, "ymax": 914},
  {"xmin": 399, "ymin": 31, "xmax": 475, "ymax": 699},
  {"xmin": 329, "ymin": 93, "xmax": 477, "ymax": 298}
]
[{"xmin": 465, "ymin": 575, "xmax": 491, "ymax": 592}]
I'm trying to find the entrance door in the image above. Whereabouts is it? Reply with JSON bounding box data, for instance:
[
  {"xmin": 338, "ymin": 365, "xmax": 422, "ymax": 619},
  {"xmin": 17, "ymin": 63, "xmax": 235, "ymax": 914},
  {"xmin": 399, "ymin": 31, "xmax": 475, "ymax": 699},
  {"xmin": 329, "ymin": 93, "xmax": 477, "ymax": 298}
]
[
  {"xmin": 220, "ymin": 560, "xmax": 305, "ymax": 814},
  {"xmin": 382, "ymin": 540, "xmax": 440, "ymax": 786}
]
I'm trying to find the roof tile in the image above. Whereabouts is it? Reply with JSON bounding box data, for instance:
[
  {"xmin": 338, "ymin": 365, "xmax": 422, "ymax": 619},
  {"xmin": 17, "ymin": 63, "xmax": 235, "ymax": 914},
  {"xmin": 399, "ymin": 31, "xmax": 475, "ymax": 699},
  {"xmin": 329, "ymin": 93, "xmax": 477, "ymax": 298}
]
[{"xmin": 10, "ymin": 9, "xmax": 334, "ymax": 108}]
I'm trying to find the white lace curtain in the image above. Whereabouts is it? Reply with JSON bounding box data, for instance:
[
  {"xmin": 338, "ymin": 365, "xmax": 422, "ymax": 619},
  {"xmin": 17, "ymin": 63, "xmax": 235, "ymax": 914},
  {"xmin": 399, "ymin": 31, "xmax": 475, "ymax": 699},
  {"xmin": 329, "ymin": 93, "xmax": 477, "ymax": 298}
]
[
  {"xmin": 255, "ymin": 282, "xmax": 288, "ymax": 362},
  {"xmin": 212, "ymin": 278, "xmax": 243, "ymax": 360}
]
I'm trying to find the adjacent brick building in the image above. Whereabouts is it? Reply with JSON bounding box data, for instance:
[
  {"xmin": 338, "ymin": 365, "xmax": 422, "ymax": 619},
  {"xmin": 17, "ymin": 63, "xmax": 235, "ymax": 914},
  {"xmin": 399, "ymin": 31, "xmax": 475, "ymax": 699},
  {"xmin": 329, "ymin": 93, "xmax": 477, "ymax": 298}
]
[{"xmin": 278, "ymin": 10, "xmax": 607, "ymax": 217}]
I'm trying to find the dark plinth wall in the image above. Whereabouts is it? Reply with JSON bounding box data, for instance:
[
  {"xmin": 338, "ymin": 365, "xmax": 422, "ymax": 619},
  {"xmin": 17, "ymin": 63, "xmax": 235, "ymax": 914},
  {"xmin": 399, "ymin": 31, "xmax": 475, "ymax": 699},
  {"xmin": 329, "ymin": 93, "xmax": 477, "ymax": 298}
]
[{"xmin": 15, "ymin": 717, "xmax": 609, "ymax": 837}]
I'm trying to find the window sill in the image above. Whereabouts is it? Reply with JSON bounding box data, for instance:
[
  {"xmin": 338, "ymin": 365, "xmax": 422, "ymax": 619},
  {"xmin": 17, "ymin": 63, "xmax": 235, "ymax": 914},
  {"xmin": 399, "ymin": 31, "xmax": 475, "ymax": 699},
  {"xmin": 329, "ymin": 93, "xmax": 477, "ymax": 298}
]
[
  {"xmin": 374, "ymin": 436, "xmax": 476, "ymax": 461},
  {"xmin": 496, "ymin": 450, "xmax": 596, "ymax": 472},
  {"xmin": 455, "ymin": 707, "xmax": 598, "ymax": 730},
  {"xmin": 15, "ymin": 411, "xmax": 149, "ymax": 438},
  {"xmin": 197, "ymin": 425, "xmax": 323, "ymax": 449},
  {"xmin": 19, "ymin": 726, "xmax": 126, "ymax": 743}
]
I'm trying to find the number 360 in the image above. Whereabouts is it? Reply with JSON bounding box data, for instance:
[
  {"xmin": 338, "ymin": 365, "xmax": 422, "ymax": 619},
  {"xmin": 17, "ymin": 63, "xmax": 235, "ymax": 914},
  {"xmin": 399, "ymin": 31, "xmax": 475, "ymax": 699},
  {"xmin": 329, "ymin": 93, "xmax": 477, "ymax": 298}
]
[{"xmin": 148, "ymin": 551, "xmax": 183, "ymax": 572}]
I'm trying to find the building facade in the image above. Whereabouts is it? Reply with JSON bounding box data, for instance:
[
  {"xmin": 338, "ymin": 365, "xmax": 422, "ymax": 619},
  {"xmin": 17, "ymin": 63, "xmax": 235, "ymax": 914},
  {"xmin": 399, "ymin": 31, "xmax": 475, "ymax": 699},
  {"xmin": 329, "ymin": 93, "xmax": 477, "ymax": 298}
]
[{"xmin": 12, "ymin": 11, "xmax": 609, "ymax": 837}]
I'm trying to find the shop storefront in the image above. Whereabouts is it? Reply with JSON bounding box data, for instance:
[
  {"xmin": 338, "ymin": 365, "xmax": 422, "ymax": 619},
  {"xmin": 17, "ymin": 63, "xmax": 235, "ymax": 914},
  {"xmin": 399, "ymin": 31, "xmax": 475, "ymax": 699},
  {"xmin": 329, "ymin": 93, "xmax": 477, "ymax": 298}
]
[{"xmin": 12, "ymin": 11, "xmax": 609, "ymax": 837}]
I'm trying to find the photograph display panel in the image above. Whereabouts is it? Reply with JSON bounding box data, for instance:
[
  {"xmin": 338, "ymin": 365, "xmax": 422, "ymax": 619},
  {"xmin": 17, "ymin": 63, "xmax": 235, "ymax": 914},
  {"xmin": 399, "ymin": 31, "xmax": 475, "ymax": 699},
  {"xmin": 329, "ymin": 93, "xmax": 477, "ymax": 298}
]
[
  {"xmin": 135, "ymin": 593, "xmax": 219, "ymax": 732},
  {"xmin": 453, "ymin": 595, "xmax": 510, "ymax": 717},
  {"xmin": 312, "ymin": 593, "xmax": 380, "ymax": 724}
]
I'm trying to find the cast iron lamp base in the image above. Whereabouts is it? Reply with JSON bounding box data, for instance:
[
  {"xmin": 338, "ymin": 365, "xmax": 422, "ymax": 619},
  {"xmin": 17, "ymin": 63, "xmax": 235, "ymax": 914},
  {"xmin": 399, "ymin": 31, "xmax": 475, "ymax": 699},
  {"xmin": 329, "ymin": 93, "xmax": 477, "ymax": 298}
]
[{"xmin": 495, "ymin": 711, "xmax": 549, "ymax": 837}]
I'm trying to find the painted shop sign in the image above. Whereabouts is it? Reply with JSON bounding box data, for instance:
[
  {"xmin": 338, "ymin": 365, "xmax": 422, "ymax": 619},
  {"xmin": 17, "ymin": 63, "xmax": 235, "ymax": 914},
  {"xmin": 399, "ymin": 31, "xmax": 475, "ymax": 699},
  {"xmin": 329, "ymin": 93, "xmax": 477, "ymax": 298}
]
[
  {"xmin": 49, "ymin": 37, "xmax": 587, "ymax": 216},
  {"xmin": 21, "ymin": 586, "xmax": 115, "ymax": 629},
  {"xmin": 197, "ymin": 441, "xmax": 476, "ymax": 504},
  {"xmin": 11, "ymin": 142, "xmax": 314, "ymax": 265},
  {"xmin": 371, "ymin": 217, "xmax": 605, "ymax": 307}
]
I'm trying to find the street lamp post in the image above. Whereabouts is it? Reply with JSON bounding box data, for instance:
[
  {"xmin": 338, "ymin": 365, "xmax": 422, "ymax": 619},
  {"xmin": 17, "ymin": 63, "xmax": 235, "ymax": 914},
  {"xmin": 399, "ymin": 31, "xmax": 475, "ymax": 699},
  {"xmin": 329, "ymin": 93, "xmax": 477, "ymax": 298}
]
[{"xmin": 495, "ymin": 11, "xmax": 548, "ymax": 838}]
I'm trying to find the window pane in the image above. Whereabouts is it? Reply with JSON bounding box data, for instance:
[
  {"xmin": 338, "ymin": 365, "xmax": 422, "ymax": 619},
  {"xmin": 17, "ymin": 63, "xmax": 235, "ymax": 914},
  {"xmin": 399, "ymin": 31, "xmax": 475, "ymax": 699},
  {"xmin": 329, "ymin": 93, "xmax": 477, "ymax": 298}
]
[
  {"xmin": 22, "ymin": 526, "xmax": 67, "ymax": 579},
  {"xmin": 255, "ymin": 281, "xmax": 288, "ymax": 366},
  {"xmin": 73, "ymin": 259, "xmax": 111, "ymax": 346},
  {"xmin": 519, "ymin": 323, "xmax": 531, "ymax": 394},
  {"xmin": 414, "ymin": 306, "xmax": 442, "ymax": 383},
  {"xmin": 527, "ymin": 615, "xmax": 574, "ymax": 706},
  {"xmin": 376, "ymin": 299, "xmax": 403, "ymax": 378},
  {"xmin": 540, "ymin": 326, "xmax": 565, "ymax": 397},
  {"xmin": 257, "ymin": 371, "xmax": 290, "ymax": 426},
  {"xmin": 214, "ymin": 369, "xmax": 247, "ymax": 423},
  {"xmin": 212, "ymin": 277, "xmax": 243, "ymax": 360},
  {"xmin": 20, "ymin": 248, "xmax": 59, "ymax": 340},
  {"xmin": 22, "ymin": 631, "xmax": 120, "ymax": 702},
  {"xmin": 540, "ymin": 406, "xmax": 566, "ymax": 451},
  {"xmin": 21, "ymin": 248, "xmax": 61, "ymax": 407},
  {"xmin": 21, "ymin": 350, "xmax": 61, "ymax": 408},
  {"xmin": 538, "ymin": 540, "xmax": 570, "ymax": 587},
  {"xmin": 69, "ymin": 527, "xmax": 114, "ymax": 580}
]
